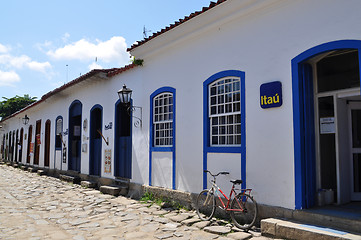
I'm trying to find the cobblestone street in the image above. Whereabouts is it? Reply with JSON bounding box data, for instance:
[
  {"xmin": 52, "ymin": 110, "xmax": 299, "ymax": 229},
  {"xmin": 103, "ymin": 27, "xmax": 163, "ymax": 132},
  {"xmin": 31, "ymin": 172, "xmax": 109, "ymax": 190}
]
[{"xmin": 0, "ymin": 164, "xmax": 276, "ymax": 240}]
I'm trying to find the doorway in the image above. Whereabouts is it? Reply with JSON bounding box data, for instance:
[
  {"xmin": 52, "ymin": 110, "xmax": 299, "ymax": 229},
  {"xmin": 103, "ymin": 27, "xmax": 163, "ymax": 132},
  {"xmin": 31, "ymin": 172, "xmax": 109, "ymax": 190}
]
[
  {"xmin": 15, "ymin": 130, "xmax": 18, "ymax": 162},
  {"xmin": 27, "ymin": 125, "xmax": 32, "ymax": 164},
  {"xmin": 348, "ymin": 102, "xmax": 361, "ymax": 201},
  {"xmin": 34, "ymin": 120, "xmax": 41, "ymax": 165},
  {"xmin": 44, "ymin": 120, "xmax": 51, "ymax": 167},
  {"xmin": 19, "ymin": 128, "xmax": 23, "ymax": 163},
  {"xmin": 69, "ymin": 100, "xmax": 82, "ymax": 172},
  {"xmin": 293, "ymin": 40, "xmax": 361, "ymax": 209},
  {"xmin": 114, "ymin": 101, "xmax": 132, "ymax": 179},
  {"xmin": 89, "ymin": 105, "xmax": 102, "ymax": 176}
]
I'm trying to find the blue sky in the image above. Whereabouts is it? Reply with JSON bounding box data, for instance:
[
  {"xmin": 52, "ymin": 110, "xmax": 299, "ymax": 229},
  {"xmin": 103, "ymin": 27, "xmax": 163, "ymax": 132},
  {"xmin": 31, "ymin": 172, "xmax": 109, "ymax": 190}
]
[{"xmin": 0, "ymin": 0, "xmax": 211, "ymax": 100}]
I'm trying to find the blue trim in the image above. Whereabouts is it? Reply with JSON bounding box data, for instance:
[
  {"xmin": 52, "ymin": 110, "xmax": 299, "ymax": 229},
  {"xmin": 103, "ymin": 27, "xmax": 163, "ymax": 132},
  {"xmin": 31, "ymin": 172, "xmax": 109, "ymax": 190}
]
[
  {"xmin": 55, "ymin": 116, "xmax": 63, "ymax": 150},
  {"xmin": 203, "ymin": 70, "xmax": 246, "ymax": 190},
  {"xmin": 89, "ymin": 104, "xmax": 103, "ymax": 176},
  {"xmin": 149, "ymin": 87, "xmax": 176, "ymax": 189},
  {"xmin": 292, "ymin": 40, "xmax": 361, "ymax": 209}
]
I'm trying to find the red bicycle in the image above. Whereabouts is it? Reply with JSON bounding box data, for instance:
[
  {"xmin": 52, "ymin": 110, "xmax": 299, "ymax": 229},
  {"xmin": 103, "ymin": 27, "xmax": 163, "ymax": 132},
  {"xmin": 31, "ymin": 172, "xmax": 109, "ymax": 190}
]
[{"xmin": 195, "ymin": 170, "xmax": 258, "ymax": 230}]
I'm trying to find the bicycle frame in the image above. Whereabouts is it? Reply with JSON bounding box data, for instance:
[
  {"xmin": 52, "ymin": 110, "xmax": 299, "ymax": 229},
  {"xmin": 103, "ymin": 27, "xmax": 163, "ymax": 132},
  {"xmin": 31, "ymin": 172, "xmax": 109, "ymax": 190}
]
[{"xmin": 210, "ymin": 180, "xmax": 252, "ymax": 212}]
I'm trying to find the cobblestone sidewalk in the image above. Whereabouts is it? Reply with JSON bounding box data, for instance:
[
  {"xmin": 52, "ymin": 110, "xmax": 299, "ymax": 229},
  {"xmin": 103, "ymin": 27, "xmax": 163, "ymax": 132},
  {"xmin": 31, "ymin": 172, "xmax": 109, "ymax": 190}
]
[{"xmin": 0, "ymin": 164, "xmax": 276, "ymax": 240}]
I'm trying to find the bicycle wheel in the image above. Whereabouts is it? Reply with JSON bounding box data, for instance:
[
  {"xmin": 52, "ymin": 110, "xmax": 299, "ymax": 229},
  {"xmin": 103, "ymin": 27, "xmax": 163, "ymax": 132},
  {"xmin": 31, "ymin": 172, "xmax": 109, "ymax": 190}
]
[
  {"xmin": 196, "ymin": 189, "xmax": 216, "ymax": 221},
  {"xmin": 230, "ymin": 193, "xmax": 257, "ymax": 230}
]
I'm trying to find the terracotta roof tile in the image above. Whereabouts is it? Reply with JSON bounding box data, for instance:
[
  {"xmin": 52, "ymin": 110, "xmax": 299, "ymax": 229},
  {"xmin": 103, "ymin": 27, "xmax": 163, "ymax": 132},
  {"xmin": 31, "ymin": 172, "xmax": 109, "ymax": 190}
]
[
  {"xmin": 128, "ymin": 0, "xmax": 228, "ymax": 52},
  {"xmin": 1, "ymin": 63, "xmax": 138, "ymax": 122}
]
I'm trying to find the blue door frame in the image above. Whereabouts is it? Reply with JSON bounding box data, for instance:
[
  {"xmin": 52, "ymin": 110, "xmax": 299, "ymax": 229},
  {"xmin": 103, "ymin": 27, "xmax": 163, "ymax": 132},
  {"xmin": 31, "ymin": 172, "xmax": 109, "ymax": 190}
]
[
  {"xmin": 292, "ymin": 40, "xmax": 361, "ymax": 209},
  {"xmin": 68, "ymin": 100, "xmax": 82, "ymax": 172},
  {"xmin": 89, "ymin": 105, "xmax": 102, "ymax": 176},
  {"xmin": 114, "ymin": 100, "xmax": 132, "ymax": 179}
]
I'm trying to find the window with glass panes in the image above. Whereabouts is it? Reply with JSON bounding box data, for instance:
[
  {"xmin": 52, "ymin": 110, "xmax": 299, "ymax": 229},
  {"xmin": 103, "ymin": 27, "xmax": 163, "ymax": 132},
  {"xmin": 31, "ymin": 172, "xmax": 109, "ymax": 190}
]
[
  {"xmin": 153, "ymin": 93, "xmax": 173, "ymax": 147},
  {"xmin": 209, "ymin": 77, "xmax": 241, "ymax": 146}
]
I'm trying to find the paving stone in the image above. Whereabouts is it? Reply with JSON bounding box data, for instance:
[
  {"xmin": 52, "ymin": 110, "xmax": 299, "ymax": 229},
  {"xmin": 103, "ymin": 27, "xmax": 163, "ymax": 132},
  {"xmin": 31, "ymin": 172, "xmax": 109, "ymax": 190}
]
[
  {"xmin": 192, "ymin": 221, "xmax": 211, "ymax": 229},
  {"xmin": 69, "ymin": 219, "xmax": 90, "ymax": 226},
  {"xmin": 182, "ymin": 217, "xmax": 201, "ymax": 226},
  {"xmin": 155, "ymin": 233, "xmax": 174, "ymax": 239},
  {"xmin": 227, "ymin": 232, "xmax": 252, "ymax": 240},
  {"xmin": 124, "ymin": 232, "xmax": 150, "ymax": 239},
  {"xmin": 204, "ymin": 226, "xmax": 231, "ymax": 235},
  {"xmin": 153, "ymin": 217, "xmax": 170, "ymax": 224},
  {"xmin": 35, "ymin": 219, "xmax": 49, "ymax": 225},
  {"xmin": 170, "ymin": 213, "xmax": 191, "ymax": 223}
]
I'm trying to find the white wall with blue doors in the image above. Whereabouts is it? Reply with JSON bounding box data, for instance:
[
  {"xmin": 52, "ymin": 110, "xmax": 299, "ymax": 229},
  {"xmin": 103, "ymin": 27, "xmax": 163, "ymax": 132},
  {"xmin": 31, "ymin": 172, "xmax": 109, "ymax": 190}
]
[{"xmin": 2, "ymin": 0, "xmax": 361, "ymax": 211}]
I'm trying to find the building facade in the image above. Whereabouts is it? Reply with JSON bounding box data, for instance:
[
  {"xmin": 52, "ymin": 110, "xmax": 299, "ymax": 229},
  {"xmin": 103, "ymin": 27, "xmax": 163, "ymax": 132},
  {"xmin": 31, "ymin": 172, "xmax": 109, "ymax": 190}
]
[{"xmin": 1, "ymin": 0, "xmax": 361, "ymax": 211}]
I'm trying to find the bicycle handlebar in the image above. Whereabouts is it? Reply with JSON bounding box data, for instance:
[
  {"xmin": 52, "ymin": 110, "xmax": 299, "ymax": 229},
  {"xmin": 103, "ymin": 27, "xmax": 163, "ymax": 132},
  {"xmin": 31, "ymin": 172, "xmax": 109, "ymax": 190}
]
[{"xmin": 204, "ymin": 170, "xmax": 229, "ymax": 177}]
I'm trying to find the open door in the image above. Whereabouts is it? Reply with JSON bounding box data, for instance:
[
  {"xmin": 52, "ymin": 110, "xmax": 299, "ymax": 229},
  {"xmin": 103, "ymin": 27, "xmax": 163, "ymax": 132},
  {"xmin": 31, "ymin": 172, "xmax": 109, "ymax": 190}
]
[
  {"xmin": 89, "ymin": 105, "xmax": 102, "ymax": 176},
  {"xmin": 115, "ymin": 101, "xmax": 132, "ymax": 178},
  {"xmin": 349, "ymin": 103, "xmax": 361, "ymax": 201},
  {"xmin": 69, "ymin": 100, "xmax": 82, "ymax": 172},
  {"xmin": 44, "ymin": 120, "xmax": 51, "ymax": 167}
]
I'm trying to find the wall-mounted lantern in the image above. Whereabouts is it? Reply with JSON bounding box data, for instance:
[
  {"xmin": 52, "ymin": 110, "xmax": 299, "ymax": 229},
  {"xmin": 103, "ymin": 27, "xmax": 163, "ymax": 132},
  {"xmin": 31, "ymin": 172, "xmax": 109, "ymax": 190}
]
[
  {"xmin": 117, "ymin": 84, "xmax": 142, "ymax": 128},
  {"xmin": 22, "ymin": 115, "xmax": 30, "ymax": 125}
]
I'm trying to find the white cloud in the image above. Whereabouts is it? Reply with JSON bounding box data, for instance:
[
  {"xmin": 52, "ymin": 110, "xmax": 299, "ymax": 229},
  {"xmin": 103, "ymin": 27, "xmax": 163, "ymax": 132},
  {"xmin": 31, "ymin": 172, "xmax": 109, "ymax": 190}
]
[
  {"xmin": 27, "ymin": 61, "xmax": 52, "ymax": 73},
  {"xmin": 47, "ymin": 36, "xmax": 130, "ymax": 65},
  {"xmin": 88, "ymin": 62, "xmax": 103, "ymax": 70},
  {"xmin": 35, "ymin": 40, "xmax": 53, "ymax": 52},
  {"xmin": 0, "ymin": 43, "xmax": 10, "ymax": 53},
  {"xmin": 0, "ymin": 54, "xmax": 51, "ymax": 73},
  {"xmin": 62, "ymin": 33, "xmax": 70, "ymax": 43},
  {"xmin": 0, "ymin": 70, "xmax": 20, "ymax": 87}
]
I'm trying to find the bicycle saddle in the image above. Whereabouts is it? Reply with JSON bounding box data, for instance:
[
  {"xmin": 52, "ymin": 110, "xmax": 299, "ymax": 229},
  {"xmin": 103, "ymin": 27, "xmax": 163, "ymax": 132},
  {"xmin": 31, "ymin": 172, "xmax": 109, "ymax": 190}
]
[{"xmin": 230, "ymin": 179, "xmax": 243, "ymax": 185}]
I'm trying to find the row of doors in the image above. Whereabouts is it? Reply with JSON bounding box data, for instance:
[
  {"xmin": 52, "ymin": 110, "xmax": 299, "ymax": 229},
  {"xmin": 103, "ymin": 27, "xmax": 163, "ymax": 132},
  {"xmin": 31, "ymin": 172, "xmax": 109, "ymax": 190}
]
[
  {"xmin": 68, "ymin": 100, "xmax": 131, "ymax": 178},
  {"xmin": 3, "ymin": 120, "xmax": 51, "ymax": 167}
]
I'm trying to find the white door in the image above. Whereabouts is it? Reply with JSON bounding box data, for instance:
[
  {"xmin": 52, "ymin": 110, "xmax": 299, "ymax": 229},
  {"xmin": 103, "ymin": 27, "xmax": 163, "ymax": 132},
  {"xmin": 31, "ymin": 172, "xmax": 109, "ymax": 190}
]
[{"xmin": 349, "ymin": 103, "xmax": 361, "ymax": 201}]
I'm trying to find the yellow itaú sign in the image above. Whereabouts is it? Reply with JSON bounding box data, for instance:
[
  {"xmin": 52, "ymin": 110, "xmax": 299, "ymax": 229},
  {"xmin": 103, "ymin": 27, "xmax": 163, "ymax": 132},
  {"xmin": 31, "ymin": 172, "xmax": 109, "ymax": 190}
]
[{"xmin": 260, "ymin": 81, "xmax": 282, "ymax": 109}]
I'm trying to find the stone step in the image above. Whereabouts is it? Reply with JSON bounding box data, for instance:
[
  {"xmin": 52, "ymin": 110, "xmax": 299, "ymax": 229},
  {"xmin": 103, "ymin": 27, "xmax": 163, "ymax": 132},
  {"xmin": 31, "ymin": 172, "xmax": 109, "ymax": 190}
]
[
  {"xmin": 99, "ymin": 185, "xmax": 127, "ymax": 196},
  {"xmin": 37, "ymin": 170, "xmax": 45, "ymax": 176},
  {"xmin": 20, "ymin": 165, "xmax": 28, "ymax": 171},
  {"xmin": 261, "ymin": 218, "xmax": 361, "ymax": 240},
  {"xmin": 27, "ymin": 167, "xmax": 37, "ymax": 173},
  {"xmin": 59, "ymin": 174, "xmax": 80, "ymax": 184},
  {"xmin": 81, "ymin": 180, "xmax": 97, "ymax": 189}
]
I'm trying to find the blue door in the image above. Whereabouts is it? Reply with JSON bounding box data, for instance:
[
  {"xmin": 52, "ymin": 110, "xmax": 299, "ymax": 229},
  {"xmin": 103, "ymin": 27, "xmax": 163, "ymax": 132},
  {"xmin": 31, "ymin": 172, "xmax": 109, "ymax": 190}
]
[
  {"xmin": 90, "ymin": 106, "xmax": 102, "ymax": 176},
  {"xmin": 69, "ymin": 100, "xmax": 82, "ymax": 172},
  {"xmin": 115, "ymin": 101, "xmax": 132, "ymax": 178}
]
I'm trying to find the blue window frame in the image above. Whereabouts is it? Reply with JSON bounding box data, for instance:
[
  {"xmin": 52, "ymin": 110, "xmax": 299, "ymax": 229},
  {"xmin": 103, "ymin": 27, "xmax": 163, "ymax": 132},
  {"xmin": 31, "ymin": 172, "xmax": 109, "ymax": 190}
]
[
  {"xmin": 149, "ymin": 87, "xmax": 176, "ymax": 189},
  {"xmin": 203, "ymin": 70, "xmax": 246, "ymax": 189}
]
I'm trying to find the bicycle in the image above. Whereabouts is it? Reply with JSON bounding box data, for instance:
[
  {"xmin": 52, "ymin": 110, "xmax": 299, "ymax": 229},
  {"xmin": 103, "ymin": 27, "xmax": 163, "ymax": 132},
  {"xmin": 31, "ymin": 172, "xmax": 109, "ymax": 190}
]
[{"xmin": 195, "ymin": 170, "xmax": 258, "ymax": 230}]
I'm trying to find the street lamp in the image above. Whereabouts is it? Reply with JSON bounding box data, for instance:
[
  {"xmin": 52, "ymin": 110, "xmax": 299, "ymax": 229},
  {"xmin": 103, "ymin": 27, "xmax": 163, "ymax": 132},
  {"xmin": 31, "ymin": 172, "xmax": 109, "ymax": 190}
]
[
  {"xmin": 22, "ymin": 115, "xmax": 29, "ymax": 125},
  {"xmin": 117, "ymin": 84, "xmax": 142, "ymax": 128},
  {"xmin": 117, "ymin": 84, "xmax": 132, "ymax": 105}
]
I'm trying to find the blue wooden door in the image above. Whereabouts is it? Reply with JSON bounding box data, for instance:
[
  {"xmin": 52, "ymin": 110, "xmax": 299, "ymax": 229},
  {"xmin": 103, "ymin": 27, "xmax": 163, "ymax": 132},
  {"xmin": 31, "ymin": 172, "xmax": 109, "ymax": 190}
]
[
  {"xmin": 69, "ymin": 101, "xmax": 82, "ymax": 172},
  {"xmin": 115, "ymin": 102, "xmax": 132, "ymax": 178},
  {"xmin": 90, "ymin": 106, "xmax": 102, "ymax": 176},
  {"xmin": 117, "ymin": 136, "xmax": 131, "ymax": 178}
]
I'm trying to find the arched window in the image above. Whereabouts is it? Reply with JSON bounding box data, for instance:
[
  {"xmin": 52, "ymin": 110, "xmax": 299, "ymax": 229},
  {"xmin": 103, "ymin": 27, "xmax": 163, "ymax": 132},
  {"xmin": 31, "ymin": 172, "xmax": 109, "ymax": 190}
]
[
  {"xmin": 152, "ymin": 92, "xmax": 174, "ymax": 147},
  {"xmin": 208, "ymin": 77, "xmax": 241, "ymax": 146}
]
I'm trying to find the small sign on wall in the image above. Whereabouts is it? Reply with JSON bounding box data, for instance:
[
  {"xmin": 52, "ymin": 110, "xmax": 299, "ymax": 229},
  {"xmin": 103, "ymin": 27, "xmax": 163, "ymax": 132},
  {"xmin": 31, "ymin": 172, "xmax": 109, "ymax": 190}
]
[
  {"xmin": 260, "ymin": 81, "xmax": 282, "ymax": 109},
  {"xmin": 320, "ymin": 117, "xmax": 335, "ymax": 134},
  {"xmin": 104, "ymin": 149, "xmax": 111, "ymax": 173},
  {"xmin": 63, "ymin": 147, "xmax": 67, "ymax": 163}
]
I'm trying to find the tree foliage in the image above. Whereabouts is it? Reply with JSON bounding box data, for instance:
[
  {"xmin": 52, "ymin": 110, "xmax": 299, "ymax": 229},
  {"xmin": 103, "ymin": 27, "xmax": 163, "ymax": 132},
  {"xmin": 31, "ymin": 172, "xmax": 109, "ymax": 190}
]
[{"xmin": 0, "ymin": 94, "xmax": 37, "ymax": 119}]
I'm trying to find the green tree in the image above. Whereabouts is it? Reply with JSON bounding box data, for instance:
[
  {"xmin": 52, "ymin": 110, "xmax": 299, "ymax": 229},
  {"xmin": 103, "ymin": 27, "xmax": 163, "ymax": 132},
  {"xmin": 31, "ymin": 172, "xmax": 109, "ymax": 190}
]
[{"xmin": 0, "ymin": 94, "xmax": 37, "ymax": 119}]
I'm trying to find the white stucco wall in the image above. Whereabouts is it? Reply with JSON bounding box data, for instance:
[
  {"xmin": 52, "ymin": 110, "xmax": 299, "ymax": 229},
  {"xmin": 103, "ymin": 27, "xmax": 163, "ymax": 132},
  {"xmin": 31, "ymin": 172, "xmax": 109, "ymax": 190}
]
[{"xmin": 1, "ymin": 0, "xmax": 361, "ymax": 210}]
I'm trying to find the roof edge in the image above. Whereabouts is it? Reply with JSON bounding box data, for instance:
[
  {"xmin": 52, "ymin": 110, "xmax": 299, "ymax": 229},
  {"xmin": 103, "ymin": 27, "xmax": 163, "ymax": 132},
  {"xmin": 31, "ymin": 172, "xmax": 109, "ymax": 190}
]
[{"xmin": 0, "ymin": 63, "xmax": 138, "ymax": 123}]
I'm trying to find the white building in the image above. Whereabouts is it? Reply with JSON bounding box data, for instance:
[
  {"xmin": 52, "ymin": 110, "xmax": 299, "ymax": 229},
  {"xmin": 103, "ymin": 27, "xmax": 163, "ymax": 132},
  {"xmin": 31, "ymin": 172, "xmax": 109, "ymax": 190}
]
[{"xmin": 1, "ymin": 0, "xmax": 361, "ymax": 214}]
